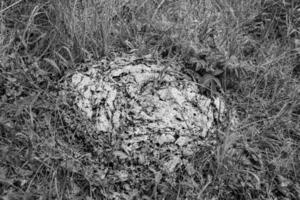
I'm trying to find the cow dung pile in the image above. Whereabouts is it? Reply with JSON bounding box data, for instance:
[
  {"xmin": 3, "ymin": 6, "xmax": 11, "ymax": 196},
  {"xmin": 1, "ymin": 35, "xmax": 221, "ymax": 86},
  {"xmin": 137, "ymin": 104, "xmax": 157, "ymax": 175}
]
[{"xmin": 69, "ymin": 53, "xmax": 226, "ymax": 176}]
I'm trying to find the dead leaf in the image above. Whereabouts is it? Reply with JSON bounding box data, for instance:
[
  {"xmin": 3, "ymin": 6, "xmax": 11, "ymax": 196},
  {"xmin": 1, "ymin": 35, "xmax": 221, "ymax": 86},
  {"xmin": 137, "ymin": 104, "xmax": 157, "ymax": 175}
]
[
  {"xmin": 157, "ymin": 134, "xmax": 175, "ymax": 145},
  {"xmin": 164, "ymin": 156, "xmax": 181, "ymax": 173},
  {"xmin": 185, "ymin": 162, "xmax": 196, "ymax": 175},
  {"xmin": 175, "ymin": 136, "xmax": 191, "ymax": 146},
  {"xmin": 113, "ymin": 151, "xmax": 128, "ymax": 160},
  {"xmin": 116, "ymin": 170, "xmax": 129, "ymax": 182}
]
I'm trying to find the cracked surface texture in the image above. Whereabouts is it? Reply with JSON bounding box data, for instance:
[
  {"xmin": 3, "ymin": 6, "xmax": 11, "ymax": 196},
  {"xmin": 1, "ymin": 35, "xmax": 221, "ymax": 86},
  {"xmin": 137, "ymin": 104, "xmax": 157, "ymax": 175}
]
[{"xmin": 70, "ymin": 53, "xmax": 225, "ymax": 172}]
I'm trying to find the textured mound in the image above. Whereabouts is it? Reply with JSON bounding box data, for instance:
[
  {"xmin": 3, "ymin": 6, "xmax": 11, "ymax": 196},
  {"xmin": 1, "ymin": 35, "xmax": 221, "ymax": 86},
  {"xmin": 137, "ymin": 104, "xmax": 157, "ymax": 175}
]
[{"xmin": 70, "ymin": 53, "xmax": 225, "ymax": 174}]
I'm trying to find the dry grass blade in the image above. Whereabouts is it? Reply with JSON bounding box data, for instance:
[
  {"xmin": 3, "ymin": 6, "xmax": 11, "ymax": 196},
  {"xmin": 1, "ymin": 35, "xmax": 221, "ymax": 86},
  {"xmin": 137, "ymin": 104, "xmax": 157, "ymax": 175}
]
[
  {"xmin": 151, "ymin": 0, "xmax": 166, "ymax": 21},
  {"xmin": 0, "ymin": 0, "xmax": 23, "ymax": 14},
  {"xmin": 43, "ymin": 58, "xmax": 61, "ymax": 74}
]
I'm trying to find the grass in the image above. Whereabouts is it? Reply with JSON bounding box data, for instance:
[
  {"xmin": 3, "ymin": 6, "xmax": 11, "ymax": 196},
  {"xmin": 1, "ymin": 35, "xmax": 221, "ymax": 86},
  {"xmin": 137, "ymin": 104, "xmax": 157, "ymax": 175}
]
[{"xmin": 0, "ymin": 0, "xmax": 299, "ymax": 199}]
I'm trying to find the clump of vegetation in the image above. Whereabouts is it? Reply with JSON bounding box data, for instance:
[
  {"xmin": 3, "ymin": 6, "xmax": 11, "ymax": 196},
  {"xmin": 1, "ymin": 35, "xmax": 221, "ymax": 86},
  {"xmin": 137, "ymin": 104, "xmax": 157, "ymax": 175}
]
[{"xmin": 0, "ymin": 0, "xmax": 299, "ymax": 199}]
